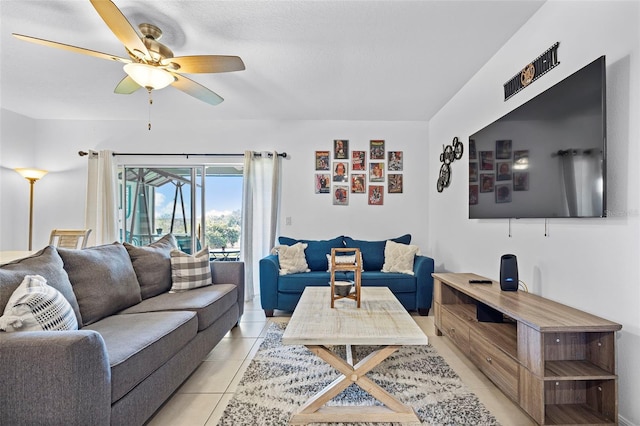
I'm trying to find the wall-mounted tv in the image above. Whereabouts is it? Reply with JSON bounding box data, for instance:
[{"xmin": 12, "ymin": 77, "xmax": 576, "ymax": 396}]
[{"xmin": 468, "ymin": 56, "xmax": 606, "ymax": 219}]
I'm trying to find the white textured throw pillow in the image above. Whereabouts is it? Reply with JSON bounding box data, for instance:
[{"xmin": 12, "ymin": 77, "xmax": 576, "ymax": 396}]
[
  {"xmin": 0, "ymin": 275, "xmax": 78, "ymax": 332},
  {"xmin": 170, "ymin": 247, "xmax": 212, "ymax": 292},
  {"xmin": 273, "ymin": 243, "xmax": 310, "ymax": 275},
  {"xmin": 381, "ymin": 240, "xmax": 420, "ymax": 275}
]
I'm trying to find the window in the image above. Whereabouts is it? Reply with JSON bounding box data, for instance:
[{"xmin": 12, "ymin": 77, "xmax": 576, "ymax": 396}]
[{"xmin": 119, "ymin": 163, "xmax": 243, "ymax": 259}]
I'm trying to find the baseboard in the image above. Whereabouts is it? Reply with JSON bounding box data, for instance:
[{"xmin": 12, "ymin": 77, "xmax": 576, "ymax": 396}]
[{"xmin": 619, "ymin": 414, "xmax": 637, "ymax": 426}]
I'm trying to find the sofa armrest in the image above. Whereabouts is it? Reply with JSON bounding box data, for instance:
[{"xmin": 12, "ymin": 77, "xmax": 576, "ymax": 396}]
[
  {"xmin": 0, "ymin": 330, "xmax": 111, "ymax": 426},
  {"xmin": 210, "ymin": 261, "xmax": 245, "ymax": 318},
  {"xmin": 414, "ymin": 255, "xmax": 435, "ymax": 314},
  {"xmin": 259, "ymin": 254, "xmax": 280, "ymax": 315}
]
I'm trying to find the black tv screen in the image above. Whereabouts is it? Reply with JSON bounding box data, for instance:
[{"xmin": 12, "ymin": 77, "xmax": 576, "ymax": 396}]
[{"xmin": 468, "ymin": 56, "xmax": 606, "ymax": 219}]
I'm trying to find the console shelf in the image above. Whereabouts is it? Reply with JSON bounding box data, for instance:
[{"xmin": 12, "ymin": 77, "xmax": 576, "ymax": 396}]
[{"xmin": 433, "ymin": 272, "xmax": 621, "ymax": 425}]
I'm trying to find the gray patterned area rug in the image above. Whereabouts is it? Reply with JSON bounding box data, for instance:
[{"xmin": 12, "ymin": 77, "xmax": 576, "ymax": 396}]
[{"xmin": 217, "ymin": 322, "xmax": 499, "ymax": 426}]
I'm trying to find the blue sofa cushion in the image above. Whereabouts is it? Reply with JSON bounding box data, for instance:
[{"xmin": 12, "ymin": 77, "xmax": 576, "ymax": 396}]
[
  {"xmin": 278, "ymin": 236, "xmax": 344, "ymax": 272},
  {"xmin": 344, "ymin": 234, "xmax": 411, "ymax": 271}
]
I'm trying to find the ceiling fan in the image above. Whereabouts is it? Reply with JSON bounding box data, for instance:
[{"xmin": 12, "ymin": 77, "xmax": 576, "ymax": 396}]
[{"xmin": 12, "ymin": 0, "xmax": 245, "ymax": 107}]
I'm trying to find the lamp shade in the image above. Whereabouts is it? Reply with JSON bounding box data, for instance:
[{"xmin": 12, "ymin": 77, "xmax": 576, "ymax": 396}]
[
  {"xmin": 123, "ymin": 63, "xmax": 175, "ymax": 90},
  {"xmin": 15, "ymin": 168, "xmax": 48, "ymax": 181}
]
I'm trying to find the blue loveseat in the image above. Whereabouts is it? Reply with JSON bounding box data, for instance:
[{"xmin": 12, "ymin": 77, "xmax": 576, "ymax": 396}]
[{"xmin": 259, "ymin": 235, "xmax": 434, "ymax": 316}]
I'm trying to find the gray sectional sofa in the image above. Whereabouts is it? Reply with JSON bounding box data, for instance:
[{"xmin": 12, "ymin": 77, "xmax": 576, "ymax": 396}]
[{"xmin": 0, "ymin": 236, "xmax": 244, "ymax": 426}]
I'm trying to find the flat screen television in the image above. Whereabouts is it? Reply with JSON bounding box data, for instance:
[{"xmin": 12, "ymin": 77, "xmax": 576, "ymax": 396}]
[{"xmin": 468, "ymin": 56, "xmax": 606, "ymax": 219}]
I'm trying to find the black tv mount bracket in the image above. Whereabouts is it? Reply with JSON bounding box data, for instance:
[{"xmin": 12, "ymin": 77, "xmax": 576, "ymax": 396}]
[{"xmin": 436, "ymin": 137, "xmax": 464, "ymax": 193}]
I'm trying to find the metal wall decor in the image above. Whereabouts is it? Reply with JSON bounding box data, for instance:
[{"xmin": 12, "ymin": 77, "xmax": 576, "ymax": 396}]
[
  {"xmin": 503, "ymin": 42, "xmax": 560, "ymax": 101},
  {"xmin": 436, "ymin": 137, "xmax": 463, "ymax": 192}
]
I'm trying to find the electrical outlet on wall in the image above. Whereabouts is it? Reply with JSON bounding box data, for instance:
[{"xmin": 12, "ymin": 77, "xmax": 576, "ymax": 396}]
[{"xmin": 285, "ymin": 216, "xmax": 292, "ymax": 225}]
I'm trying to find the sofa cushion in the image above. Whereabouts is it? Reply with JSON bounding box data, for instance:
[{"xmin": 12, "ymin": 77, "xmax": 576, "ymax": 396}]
[
  {"xmin": 278, "ymin": 236, "xmax": 344, "ymax": 271},
  {"xmin": 84, "ymin": 311, "xmax": 197, "ymax": 402},
  {"xmin": 0, "ymin": 275, "xmax": 78, "ymax": 332},
  {"xmin": 273, "ymin": 242, "xmax": 310, "ymax": 275},
  {"xmin": 344, "ymin": 234, "xmax": 411, "ymax": 271},
  {"xmin": 382, "ymin": 240, "xmax": 420, "ymax": 275},
  {"xmin": 124, "ymin": 234, "xmax": 177, "ymax": 299},
  {"xmin": 170, "ymin": 247, "xmax": 212, "ymax": 291},
  {"xmin": 58, "ymin": 243, "xmax": 142, "ymax": 326},
  {"xmin": 0, "ymin": 246, "xmax": 82, "ymax": 325},
  {"xmin": 119, "ymin": 284, "xmax": 238, "ymax": 331},
  {"xmin": 359, "ymin": 271, "xmax": 417, "ymax": 293},
  {"xmin": 277, "ymin": 271, "xmax": 349, "ymax": 293}
]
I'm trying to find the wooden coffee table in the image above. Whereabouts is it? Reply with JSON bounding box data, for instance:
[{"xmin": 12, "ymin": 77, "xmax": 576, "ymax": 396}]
[{"xmin": 282, "ymin": 287, "xmax": 428, "ymax": 425}]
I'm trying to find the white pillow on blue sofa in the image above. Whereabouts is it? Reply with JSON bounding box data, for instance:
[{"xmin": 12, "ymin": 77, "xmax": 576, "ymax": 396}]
[
  {"xmin": 272, "ymin": 243, "xmax": 310, "ymax": 275},
  {"xmin": 0, "ymin": 274, "xmax": 78, "ymax": 332},
  {"xmin": 382, "ymin": 240, "xmax": 420, "ymax": 275}
]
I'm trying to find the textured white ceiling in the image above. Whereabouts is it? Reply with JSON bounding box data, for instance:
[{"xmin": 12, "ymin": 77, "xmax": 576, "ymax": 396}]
[{"xmin": 0, "ymin": 1, "xmax": 545, "ymax": 122}]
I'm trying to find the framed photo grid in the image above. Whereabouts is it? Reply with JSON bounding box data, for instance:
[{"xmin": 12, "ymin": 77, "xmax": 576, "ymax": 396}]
[{"xmin": 315, "ymin": 139, "xmax": 404, "ymax": 205}]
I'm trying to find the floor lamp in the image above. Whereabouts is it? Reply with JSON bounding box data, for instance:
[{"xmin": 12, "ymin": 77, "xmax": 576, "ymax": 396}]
[{"xmin": 14, "ymin": 168, "xmax": 48, "ymax": 251}]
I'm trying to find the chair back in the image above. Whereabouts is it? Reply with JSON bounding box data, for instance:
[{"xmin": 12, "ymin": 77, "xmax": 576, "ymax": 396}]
[{"xmin": 49, "ymin": 229, "xmax": 92, "ymax": 249}]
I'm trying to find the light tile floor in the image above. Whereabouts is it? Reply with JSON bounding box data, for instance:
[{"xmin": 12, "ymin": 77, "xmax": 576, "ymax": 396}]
[{"xmin": 146, "ymin": 299, "xmax": 535, "ymax": 426}]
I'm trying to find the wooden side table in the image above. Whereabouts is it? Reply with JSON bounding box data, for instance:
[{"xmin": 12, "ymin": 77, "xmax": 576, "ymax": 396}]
[{"xmin": 330, "ymin": 247, "xmax": 362, "ymax": 308}]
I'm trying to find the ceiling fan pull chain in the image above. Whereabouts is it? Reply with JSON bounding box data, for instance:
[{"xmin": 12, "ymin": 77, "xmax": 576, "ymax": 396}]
[{"xmin": 148, "ymin": 89, "xmax": 153, "ymax": 131}]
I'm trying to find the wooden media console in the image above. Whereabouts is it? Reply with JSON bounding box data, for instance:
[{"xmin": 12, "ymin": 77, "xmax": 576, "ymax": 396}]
[{"xmin": 432, "ymin": 272, "xmax": 622, "ymax": 425}]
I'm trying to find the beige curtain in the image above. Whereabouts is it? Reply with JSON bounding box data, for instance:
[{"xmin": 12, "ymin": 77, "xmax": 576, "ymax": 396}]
[
  {"xmin": 85, "ymin": 150, "xmax": 119, "ymax": 246},
  {"xmin": 241, "ymin": 151, "xmax": 281, "ymax": 301}
]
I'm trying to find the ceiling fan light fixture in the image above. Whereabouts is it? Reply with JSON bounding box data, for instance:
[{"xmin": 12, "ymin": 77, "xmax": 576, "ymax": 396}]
[{"xmin": 123, "ymin": 63, "xmax": 175, "ymax": 90}]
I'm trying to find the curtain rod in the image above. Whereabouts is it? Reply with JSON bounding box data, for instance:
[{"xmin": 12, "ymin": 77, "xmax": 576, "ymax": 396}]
[{"xmin": 78, "ymin": 151, "xmax": 287, "ymax": 158}]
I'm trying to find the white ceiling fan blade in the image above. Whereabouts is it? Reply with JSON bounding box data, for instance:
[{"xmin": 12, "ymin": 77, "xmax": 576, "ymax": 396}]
[
  {"xmin": 161, "ymin": 55, "xmax": 245, "ymax": 73},
  {"xmin": 171, "ymin": 74, "xmax": 223, "ymax": 106},
  {"xmin": 12, "ymin": 33, "xmax": 131, "ymax": 63},
  {"xmin": 90, "ymin": 0, "xmax": 150, "ymax": 61},
  {"xmin": 114, "ymin": 75, "xmax": 142, "ymax": 94}
]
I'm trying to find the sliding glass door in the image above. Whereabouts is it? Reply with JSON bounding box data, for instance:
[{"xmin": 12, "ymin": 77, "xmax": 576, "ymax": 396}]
[{"xmin": 119, "ymin": 163, "xmax": 243, "ymax": 258}]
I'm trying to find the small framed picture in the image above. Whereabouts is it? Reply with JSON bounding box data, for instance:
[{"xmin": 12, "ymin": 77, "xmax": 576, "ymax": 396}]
[
  {"xmin": 333, "ymin": 185, "xmax": 349, "ymax": 205},
  {"xmin": 315, "ymin": 151, "xmax": 329, "ymax": 171},
  {"xmin": 370, "ymin": 140, "xmax": 385, "ymax": 160},
  {"xmin": 388, "ymin": 151, "xmax": 403, "ymax": 171},
  {"xmin": 514, "ymin": 150, "xmax": 529, "ymax": 170},
  {"xmin": 480, "ymin": 151, "xmax": 494, "ymax": 170},
  {"xmin": 496, "ymin": 140, "xmax": 512, "ymax": 159},
  {"xmin": 469, "ymin": 185, "xmax": 479, "ymax": 205},
  {"xmin": 334, "ymin": 140, "xmax": 349, "ymax": 159},
  {"xmin": 369, "ymin": 162, "xmax": 384, "ymax": 182},
  {"xmin": 495, "ymin": 184, "xmax": 512, "ymax": 203},
  {"xmin": 315, "ymin": 174, "xmax": 330, "ymax": 194},
  {"xmin": 352, "ymin": 150, "xmax": 366, "ymax": 171},
  {"xmin": 514, "ymin": 171, "xmax": 529, "ymax": 191},
  {"xmin": 480, "ymin": 173, "xmax": 494, "ymax": 193},
  {"xmin": 388, "ymin": 174, "xmax": 403, "ymax": 193},
  {"xmin": 351, "ymin": 174, "xmax": 366, "ymax": 193},
  {"xmin": 469, "ymin": 139, "xmax": 477, "ymax": 160},
  {"xmin": 469, "ymin": 163, "xmax": 478, "ymax": 182},
  {"xmin": 332, "ymin": 161, "xmax": 349, "ymax": 182},
  {"xmin": 496, "ymin": 161, "xmax": 512, "ymax": 181},
  {"xmin": 368, "ymin": 185, "xmax": 384, "ymax": 205}
]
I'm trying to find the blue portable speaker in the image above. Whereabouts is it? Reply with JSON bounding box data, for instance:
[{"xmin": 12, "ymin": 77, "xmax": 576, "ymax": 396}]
[{"xmin": 500, "ymin": 254, "xmax": 518, "ymax": 291}]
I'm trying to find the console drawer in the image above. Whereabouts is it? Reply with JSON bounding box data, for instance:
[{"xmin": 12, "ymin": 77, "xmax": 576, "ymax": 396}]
[
  {"xmin": 441, "ymin": 307, "xmax": 471, "ymax": 355},
  {"xmin": 470, "ymin": 330, "xmax": 519, "ymax": 401}
]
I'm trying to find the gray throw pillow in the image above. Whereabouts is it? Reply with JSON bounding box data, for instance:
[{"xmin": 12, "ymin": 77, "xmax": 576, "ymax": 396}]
[
  {"xmin": 124, "ymin": 234, "xmax": 177, "ymax": 299},
  {"xmin": 58, "ymin": 243, "xmax": 142, "ymax": 326},
  {"xmin": 0, "ymin": 246, "xmax": 83, "ymax": 325}
]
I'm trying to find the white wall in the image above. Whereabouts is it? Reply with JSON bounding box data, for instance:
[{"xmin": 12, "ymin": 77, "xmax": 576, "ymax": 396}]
[
  {"xmin": 428, "ymin": 1, "xmax": 640, "ymax": 424},
  {"xmin": 0, "ymin": 116, "xmax": 429, "ymax": 252}
]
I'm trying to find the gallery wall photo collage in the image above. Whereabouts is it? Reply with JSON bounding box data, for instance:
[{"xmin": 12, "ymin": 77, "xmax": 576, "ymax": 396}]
[{"xmin": 315, "ymin": 139, "xmax": 404, "ymax": 206}]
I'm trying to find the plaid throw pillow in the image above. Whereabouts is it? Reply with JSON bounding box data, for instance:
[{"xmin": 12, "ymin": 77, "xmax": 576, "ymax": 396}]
[
  {"xmin": 0, "ymin": 275, "xmax": 78, "ymax": 332},
  {"xmin": 170, "ymin": 247, "xmax": 212, "ymax": 292}
]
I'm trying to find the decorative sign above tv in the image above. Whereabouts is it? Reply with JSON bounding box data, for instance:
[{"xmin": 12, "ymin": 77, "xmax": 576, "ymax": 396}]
[
  {"xmin": 470, "ymin": 56, "xmax": 606, "ymax": 219},
  {"xmin": 503, "ymin": 42, "xmax": 560, "ymax": 101}
]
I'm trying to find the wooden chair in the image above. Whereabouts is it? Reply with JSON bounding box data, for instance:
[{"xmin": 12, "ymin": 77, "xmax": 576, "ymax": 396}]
[{"xmin": 49, "ymin": 229, "xmax": 92, "ymax": 249}]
